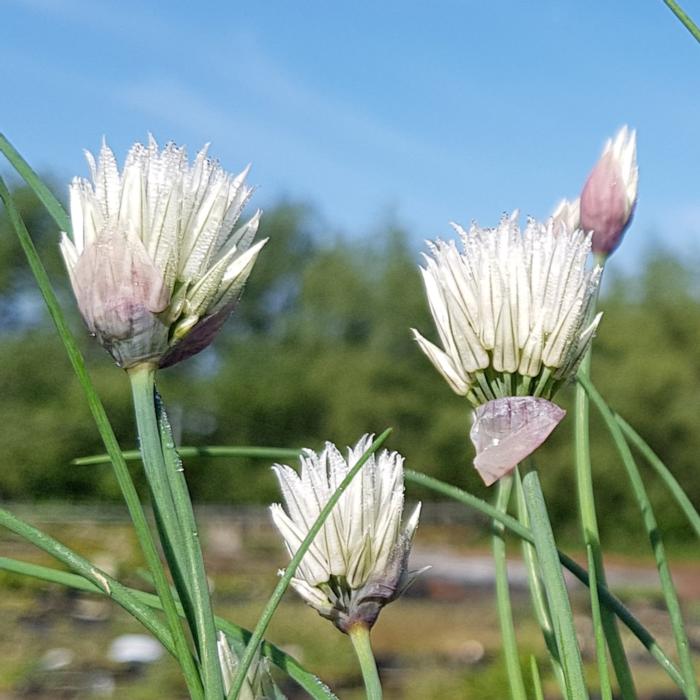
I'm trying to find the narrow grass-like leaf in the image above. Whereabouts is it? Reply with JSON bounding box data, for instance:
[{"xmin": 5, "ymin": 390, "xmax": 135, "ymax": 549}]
[
  {"xmin": 586, "ymin": 543, "xmax": 613, "ymax": 700},
  {"xmin": 73, "ymin": 445, "xmax": 303, "ymax": 466},
  {"xmin": 156, "ymin": 387, "xmax": 225, "ymax": 698},
  {"xmin": 521, "ymin": 468, "xmax": 589, "ymax": 699},
  {"xmin": 0, "ymin": 508, "xmax": 175, "ymax": 654},
  {"xmin": 515, "ymin": 470, "xmax": 566, "ymax": 695},
  {"xmin": 0, "ymin": 556, "xmax": 339, "ymax": 700},
  {"xmin": 530, "ymin": 656, "xmax": 545, "ymax": 700},
  {"xmin": 228, "ymin": 429, "xmax": 392, "ymax": 700},
  {"xmin": 0, "ymin": 175, "xmax": 202, "ymax": 698},
  {"xmin": 403, "ymin": 469, "xmax": 686, "ymax": 693},
  {"xmin": 0, "ymin": 133, "xmax": 71, "ymax": 232},
  {"xmin": 492, "ymin": 475, "xmax": 527, "ymax": 700},
  {"xmin": 662, "ymin": 0, "xmax": 700, "ymax": 43},
  {"xmin": 580, "ymin": 374, "xmax": 699, "ymax": 700},
  {"xmin": 614, "ymin": 413, "xmax": 700, "ymax": 539}
]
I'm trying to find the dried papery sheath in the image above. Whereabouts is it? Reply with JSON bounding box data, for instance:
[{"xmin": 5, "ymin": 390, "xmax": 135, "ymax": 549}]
[
  {"xmin": 217, "ymin": 632, "xmax": 286, "ymax": 699},
  {"xmin": 580, "ymin": 125, "xmax": 638, "ymax": 256},
  {"xmin": 270, "ymin": 435, "xmax": 426, "ymax": 633},
  {"xmin": 412, "ymin": 212, "xmax": 602, "ymax": 405},
  {"xmin": 60, "ymin": 137, "xmax": 266, "ymax": 369},
  {"xmin": 470, "ymin": 397, "xmax": 566, "ymax": 486}
]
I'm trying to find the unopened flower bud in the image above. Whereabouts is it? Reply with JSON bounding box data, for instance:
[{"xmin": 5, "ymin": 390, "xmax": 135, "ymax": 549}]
[{"xmin": 580, "ymin": 126, "xmax": 638, "ymax": 256}]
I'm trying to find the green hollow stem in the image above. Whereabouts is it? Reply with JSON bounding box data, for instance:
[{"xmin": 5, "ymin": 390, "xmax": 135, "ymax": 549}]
[
  {"xmin": 662, "ymin": 0, "xmax": 700, "ymax": 42},
  {"xmin": 586, "ymin": 543, "xmax": 612, "ymax": 700},
  {"xmin": 614, "ymin": 414, "xmax": 700, "ymax": 540},
  {"xmin": 580, "ymin": 374, "xmax": 699, "ymax": 700},
  {"xmin": 129, "ymin": 365, "xmax": 224, "ymax": 699},
  {"xmin": 521, "ymin": 467, "xmax": 589, "ymax": 700},
  {"xmin": 348, "ymin": 624, "xmax": 383, "ymax": 700},
  {"xmin": 0, "ymin": 556, "xmax": 339, "ymax": 700},
  {"xmin": 515, "ymin": 471, "xmax": 566, "ymax": 695},
  {"xmin": 227, "ymin": 429, "xmax": 392, "ymax": 700},
  {"xmin": 492, "ymin": 475, "xmax": 527, "ymax": 700},
  {"xmin": 0, "ymin": 175, "xmax": 203, "ymax": 700},
  {"xmin": 404, "ymin": 469, "xmax": 686, "ymax": 692},
  {"xmin": 530, "ymin": 656, "xmax": 545, "ymax": 700},
  {"xmin": 0, "ymin": 507, "xmax": 175, "ymax": 653},
  {"xmin": 575, "ymin": 354, "xmax": 634, "ymax": 699},
  {"xmin": 73, "ymin": 446, "xmax": 303, "ymax": 466}
]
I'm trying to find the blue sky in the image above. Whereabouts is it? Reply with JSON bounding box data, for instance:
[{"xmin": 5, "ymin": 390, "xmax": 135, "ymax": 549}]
[{"xmin": 2, "ymin": 0, "xmax": 700, "ymax": 272}]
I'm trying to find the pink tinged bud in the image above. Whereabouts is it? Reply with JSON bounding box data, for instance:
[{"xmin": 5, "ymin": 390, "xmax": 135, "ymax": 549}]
[
  {"xmin": 69, "ymin": 231, "xmax": 170, "ymax": 368},
  {"xmin": 580, "ymin": 126, "xmax": 638, "ymax": 256},
  {"xmin": 470, "ymin": 397, "xmax": 566, "ymax": 486}
]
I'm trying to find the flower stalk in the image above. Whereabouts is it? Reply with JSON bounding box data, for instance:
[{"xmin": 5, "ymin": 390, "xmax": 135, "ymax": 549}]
[
  {"xmin": 348, "ymin": 624, "xmax": 383, "ymax": 700},
  {"xmin": 128, "ymin": 363, "xmax": 224, "ymax": 699}
]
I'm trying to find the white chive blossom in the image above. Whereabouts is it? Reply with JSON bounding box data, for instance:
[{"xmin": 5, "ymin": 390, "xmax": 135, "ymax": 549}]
[
  {"xmin": 270, "ymin": 435, "xmax": 425, "ymax": 633},
  {"xmin": 580, "ymin": 125, "xmax": 638, "ymax": 256},
  {"xmin": 412, "ymin": 212, "xmax": 602, "ymax": 405},
  {"xmin": 60, "ymin": 137, "xmax": 266, "ymax": 369}
]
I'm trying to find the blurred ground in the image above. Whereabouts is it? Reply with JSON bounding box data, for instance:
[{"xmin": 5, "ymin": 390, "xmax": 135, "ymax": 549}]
[{"xmin": 1, "ymin": 504, "xmax": 699, "ymax": 699}]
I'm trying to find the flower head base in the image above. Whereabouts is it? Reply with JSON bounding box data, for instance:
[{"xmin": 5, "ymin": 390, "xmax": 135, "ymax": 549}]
[
  {"xmin": 60, "ymin": 137, "xmax": 266, "ymax": 369},
  {"xmin": 413, "ymin": 212, "xmax": 602, "ymax": 406},
  {"xmin": 270, "ymin": 435, "xmax": 425, "ymax": 633},
  {"xmin": 217, "ymin": 632, "xmax": 286, "ymax": 700},
  {"xmin": 580, "ymin": 126, "xmax": 638, "ymax": 256}
]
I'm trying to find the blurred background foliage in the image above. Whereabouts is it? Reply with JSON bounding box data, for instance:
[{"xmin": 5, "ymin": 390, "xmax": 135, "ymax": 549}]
[{"xmin": 0, "ymin": 183, "xmax": 698, "ymax": 548}]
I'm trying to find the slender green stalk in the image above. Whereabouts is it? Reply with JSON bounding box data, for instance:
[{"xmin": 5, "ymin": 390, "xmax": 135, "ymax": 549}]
[
  {"xmin": 227, "ymin": 429, "xmax": 391, "ymax": 700},
  {"xmin": 492, "ymin": 475, "xmax": 527, "ymax": 700},
  {"xmin": 575, "ymin": 355, "xmax": 635, "ymax": 698},
  {"xmin": 521, "ymin": 468, "xmax": 589, "ymax": 699},
  {"xmin": 0, "ymin": 507, "xmax": 174, "ymax": 654},
  {"xmin": 614, "ymin": 413, "xmax": 700, "ymax": 539},
  {"xmin": 0, "ymin": 556, "xmax": 339, "ymax": 700},
  {"xmin": 580, "ymin": 374, "xmax": 699, "ymax": 700},
  {"xmin": 404, "ymin": 468, "xmax": 686, "ymax": 692},
  {"xmin": 0, "ymin": 133, "xmax": 72, "ymax": 232},
  {"xmin": 0, "ymin": 175, "xmax": 202, "ymax": 699},
  {"xmin": 348, "ymin": 624, "xmax": 383, "ymax": 700},
  {"xmin": 530, "ymin": 656, "xmax": 545, "ymax": 700},
  {"xmin": 73, "ymin": 446, "xmax": 303, "ymax": 466},
  {"xmin": 515, "ymin": 471, "xmax": 566, "ymax": 695},
  {"xmin": 586, "ymin": 543, "xmax": 612, "ymax": 700},
  {"xmin": 129, "ymin": 365, "xmax": 224, "ymax": 699},
  {"xmin": 156, "ymin": 390, "xmax": 226, "ymax": 699},
  {"xmin": 662, "ymin": 0, "xmax": 700, "ymax": 43}
]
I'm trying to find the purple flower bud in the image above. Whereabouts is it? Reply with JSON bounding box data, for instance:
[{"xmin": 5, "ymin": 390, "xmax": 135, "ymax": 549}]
[
  {"xmin": 580, "ymin": 126, "xmax": 638, "ymax": 256},
  {"xmin": 470, "ymin": 397, "xmax": 566, "ymax": 486}
]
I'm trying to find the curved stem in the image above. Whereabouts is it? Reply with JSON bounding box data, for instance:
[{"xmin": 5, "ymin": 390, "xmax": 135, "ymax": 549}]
[
  {"xmin": 492, "ymin": 475, "xmax": 527, "ymax": 700},
  {"xmin": 614, "ymin": 414, "xmax": 700, "ymax": 539},
  {"xmin": 575, "ymin": 354, "xmax": 634, "ymax": 698},
  {"xmin": 348, "ymin": 624, "xmax": 382, "ymax": 700},
  {"xmin": 579, "ymin": 374, "xmax": 699, "ymax": 700}
]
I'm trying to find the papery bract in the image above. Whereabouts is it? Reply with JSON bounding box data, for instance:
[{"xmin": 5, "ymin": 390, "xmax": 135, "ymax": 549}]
[{"xmin": 470, "ymin": 397, "xmax": 566, "ymax": 486}]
